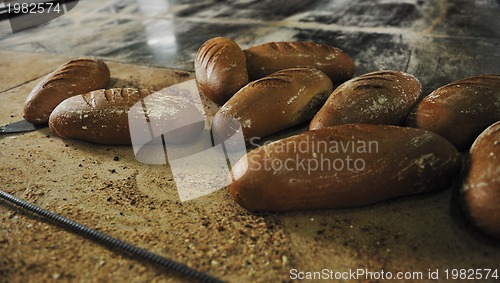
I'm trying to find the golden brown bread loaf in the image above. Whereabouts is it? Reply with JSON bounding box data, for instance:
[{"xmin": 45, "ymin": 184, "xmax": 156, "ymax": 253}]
[
  {"xmin": 228, "ymin": 124, "xmax": 461, "ymax": 212},
  {"xmin": 460, "ymin": 121, "xmax": 500, "ymax": 240},
  {"xmin": 406, "ymin": 74, "xmax": 500, "ymax": 151},
  {"xmin": 195, "ymin": 37, "xmax": 248, "ymax": 105},
  {"xmin": 49, "ymin": 88, "xmax": 205, "ymax": 145},
  {"xmin": 24, "ymin": 57, "xmax": 110, "ymax": 124},
  {"xmin": 309, "ymin": 70, "xmax": 422, "ymax": 130},
  {"xmin": 212, "ymin": 68, "xmax": 333, "ymax": 147},
  {"xmin": 244, "ymin": 41, "xmax": 355, "ymax": 83},
  {"xmin": 49, "ymin": 88, "xmax": 150, "ymax": 145}
]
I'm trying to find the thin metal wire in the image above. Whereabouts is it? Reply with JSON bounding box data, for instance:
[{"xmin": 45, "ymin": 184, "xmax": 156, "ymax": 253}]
[{"xmin": 0, "ymin": 190, "xmax": 224, "ymax": 283}]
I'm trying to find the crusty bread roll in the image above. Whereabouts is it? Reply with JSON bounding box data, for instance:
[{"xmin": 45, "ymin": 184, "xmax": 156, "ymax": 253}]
[
  {"xmin": 229, "ymin": 124, "xmax": 461, "ymax": 212},
  {"xmin": 195, "ymin": 37, "xmax": 248, "ymax": 105},
  {"xmin": 49, "ymin": 88, "xmax": 150, "ymax": 145},
  {"xmin": 309, "ymin": 70, "xmax": 422, "ymax": 130},
  {"xmin": 212, "ymin": 68, "xmax": 333, "ymax": 147},
  {"xmin": 49, "ymin": 88, "xmax": 205, "ymax": 145},
  {"xmin": 24, "ymin": 57, "xmax": 110, "ymax": 124},
  {"xmin": 460, "ymin": 121, "xmax": 500, "ymax": 240},
  {"xmin": 244, "ymin": 41, "xmax": 355, "ymax": 83},
  {"xmin": 406, "ymin": 74, "xmax": 500, "ymax": 151}
]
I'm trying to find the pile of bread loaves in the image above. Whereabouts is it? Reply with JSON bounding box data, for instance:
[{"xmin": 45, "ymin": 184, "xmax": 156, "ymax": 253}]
[{"xmin": 22, "ymin": 37, "xmax": 500, "ymax": 240}]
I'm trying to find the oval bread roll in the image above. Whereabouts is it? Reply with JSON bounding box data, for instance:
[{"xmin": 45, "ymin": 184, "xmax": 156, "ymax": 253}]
[
  {"xmin": 460, "ymin": 121, "xmax": 500, "ymax": 240},
  {"xmin": 406, "ymin": 74, "xmax": 500, "ymax": 151},
  {"xmin": 309, "ymin": 70, "xmax": 422, "ymax": 130},
  {"xmin": 49, "ymin": 88, "xmax": 150, "ymax": 145},
  {"xmin": 229, "ymin": 124, "xmax": 461, "ymax": 212},
  {"xmin": 244, "ymin": 41, "xmax": 355, "ymax": 83},
  {"xmin": 212, "ymin": 68, "xmax": 333, "ymax": 146},
  {"xmin": 195, "ymin": 37, "xmax": 248, "ymax": 105},
  {"xmin": 49, "ymin": 88, "xmax": 205, "ymax": 145},
  {"xmin": 24, "ymin": 57, "xmax": 110, "ymax": 124}
]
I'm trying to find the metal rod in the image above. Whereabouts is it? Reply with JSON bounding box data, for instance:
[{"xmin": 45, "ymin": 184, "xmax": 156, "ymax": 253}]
[{"xmin": 0, "ymin": 190, "xmax": 224, "ymax": 283}]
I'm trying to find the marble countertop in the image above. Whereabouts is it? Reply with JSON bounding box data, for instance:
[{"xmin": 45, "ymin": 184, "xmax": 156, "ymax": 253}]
[{"xmin": 1, "ymin": 0, "xmax": 499, "ymax": 94}]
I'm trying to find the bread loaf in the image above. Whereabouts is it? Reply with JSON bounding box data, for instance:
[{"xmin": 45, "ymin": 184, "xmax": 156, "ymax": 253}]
[
  {"xmin": 24, "ymin": 57, "xmax": 110, "ymax": 124},
  {"xmin": 460, "ymin": 121, "xmax": 500, "ymax": 240},
  {"xmin": 212, "ymin": 68, "xmax": 333, "ymax": 147},
  {"xmin": 309, "ymin": 70, "xmax": 422, "ymax": 130},
  {"xmin": 228, "ymin": 124, "xmax": 461, "ymax": 212},
  {"xmin": 406, "ymin": 74, "xmax": 500, "ymax": 151},
  {"xmin": 244, "ymin": 41, "xmax": 355, "ymax": 83},
  {"xmin": 49, "ymin": 88, "xmax": 150, "ymax": 145},
  {"xmin": 49, "ymin": 88, "xmax": 205, "ymax": 145},
  {"xmin": 195, "ymin": 37, "xmax": 248, "ymax": 105}
]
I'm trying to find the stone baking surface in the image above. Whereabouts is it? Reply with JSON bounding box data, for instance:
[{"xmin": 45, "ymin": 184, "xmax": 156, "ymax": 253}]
[{"xmin": 1, "ymin": 0, "xmax": 500, "ymax": 282}]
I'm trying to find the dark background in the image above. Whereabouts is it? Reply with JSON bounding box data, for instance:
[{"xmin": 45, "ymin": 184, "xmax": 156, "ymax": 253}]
[{"xmin": 1, "ymin": 0, "xmax": 499, "ymax": 94}]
